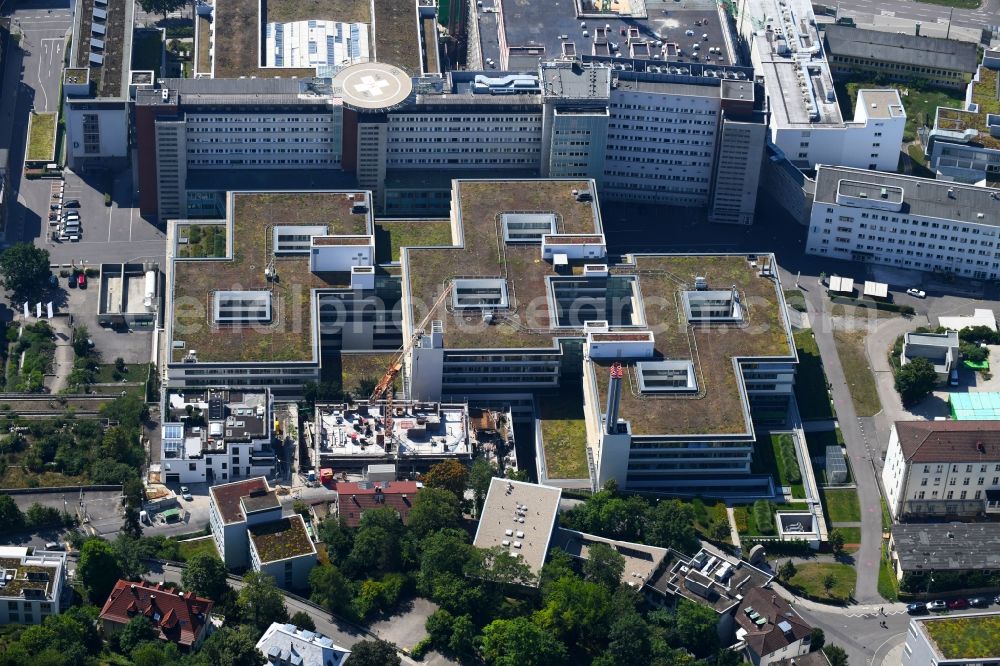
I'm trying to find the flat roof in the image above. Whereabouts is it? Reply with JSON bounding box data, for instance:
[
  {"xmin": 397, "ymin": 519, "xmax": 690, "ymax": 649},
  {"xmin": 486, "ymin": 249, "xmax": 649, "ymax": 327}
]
[
  {"xmin": 209, "ymin": 476, "xmax": 271, "ymax": 524},
  {"xmin": 483, "ymin": 0, "xmax": 734, "ymax": 70},
  {"xmin": 647, "ymin": 547, "xmax": 772, "ymax": 613},
  {"xmin": 933, "ymin": 64, "xmax": 1000, "ymax": 150},
  {"xmin": 169, "ymin": 191, "xmax": 371, "ymax": 364},
  {"xmin": 814, "ymin": 165, "xmax": 1000, "ymax": 226},
  {"xmin": 916, "ymin": 613, "xmax": 1000, "ymax": 660},
  {"xmin": 891, "ymin": 522, "xmax": 1000, "ymax": 572},
  {"xmin": 71, "ymin": 0, "xmax": 132, "ymax": 97},
  {"xmin": 210, "ymin": 0, "xmax": 325, "ymax": 78},
  {"xmin": 248, "ymin": 515, "xmax": 316, "ymax": 562},
  {"xmin": 473, "ymin": 478, "xmax": 561, "ymax": 583},
  {"xmin": 551, "ymin": 527, "xmax": 668, "ymax": 587},
  {"xmin": 372, "ymin": 0, "xmax": 422, "ymax": 74},
  {"xmin": 317, "ymin": 402, "xmax": 470, "ymax": 457},
  {"xmin": 823, "ymin": 25, "xmax": 979, "ymax": 74},
  {"xmin": 950, "ymin": 392, "xmax": 1000, "ymax": 420},
  {"xmin": 0, "ymin": 552, "xmax": 64, "ymax": 599},
  {"xmin": 857, "ymin": 89, "xmax": 905, "ymax": 120},
  {"xmin": 331, "ymin": 62, "xmax": 413, "ymax": 111},
  {"xmin": 863, "ymin": 281, "xmax": 888, "ymax": 298}
]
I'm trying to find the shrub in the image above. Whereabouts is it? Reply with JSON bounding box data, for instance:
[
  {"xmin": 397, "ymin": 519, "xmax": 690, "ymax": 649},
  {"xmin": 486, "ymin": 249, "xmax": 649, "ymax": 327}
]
[
  {"xmin": 104, "ymin": 193, "xmax": 112, "ymax": 206},
  {"xmin": 410, "ymin": 636, "xmax": 432, "ymax": 660},
  {"xmin": 753, "ymin": 500, "xmax": 775, "ymax": 535},
  {"xmin": 778, "ymin": 438, "xmax": 801, "ymax": 484}
]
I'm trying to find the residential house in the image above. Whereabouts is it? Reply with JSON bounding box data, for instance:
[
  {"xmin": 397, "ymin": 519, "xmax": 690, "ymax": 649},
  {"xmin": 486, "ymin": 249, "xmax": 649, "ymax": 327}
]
[
  {"xmin": 0, "ymin": 547, "xmax": 66, "ymax": 625},
  {"xmin": 256, "ymin": 622, "xmax": 351, "ymax": 666},
  {"xmin": 735, "ymin": 587, "xmax": 813, "ymax": 666},
  {"xmin": 98, "ymin": 580, "xmax": 213, "ymax": 651}
]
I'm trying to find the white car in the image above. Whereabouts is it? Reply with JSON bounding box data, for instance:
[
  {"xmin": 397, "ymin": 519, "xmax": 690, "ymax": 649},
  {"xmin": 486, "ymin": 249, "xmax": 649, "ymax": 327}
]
[
  {"xmin": 906, "ymin": 288, "xmax": 926, "ymax": 298},
  {"xmin": 181, "ymin": 486, "xmax": 193, "ymax": 501}
]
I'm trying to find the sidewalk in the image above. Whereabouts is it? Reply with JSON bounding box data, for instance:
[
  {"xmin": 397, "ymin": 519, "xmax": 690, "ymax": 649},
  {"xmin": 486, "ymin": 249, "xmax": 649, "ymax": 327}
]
[{"xmin": 769, "ymin": 579, "xmax": 908, "ymax": 617}]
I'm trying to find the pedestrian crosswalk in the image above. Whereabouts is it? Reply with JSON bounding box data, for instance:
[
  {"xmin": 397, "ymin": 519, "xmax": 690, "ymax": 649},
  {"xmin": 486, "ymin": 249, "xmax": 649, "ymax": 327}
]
[{"xmin": 843, "ymin": 606, "xmax": 906, "ymax": 618}]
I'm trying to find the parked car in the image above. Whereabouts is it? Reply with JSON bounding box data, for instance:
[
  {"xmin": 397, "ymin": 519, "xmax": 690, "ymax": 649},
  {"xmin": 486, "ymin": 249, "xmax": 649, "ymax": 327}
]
[
  {"xmin": 948, "ymin": 598, "xmax": 969, "ymax": 610},
  {"xmin": 995, "ymin": 594, "xmax": 1000, "ymax": 605},
  {"xmin": 906, "ymin": 602, "xmax": 928, "ymax": 615},
  {"xmin": 44, "ymin": 542, "xmax": 63, "ymax": 551},
  {"xmin": 63, "ymin": 199, "xmax": 80, "ymax": 208},
  {"xmin": 50, "ymin": 203, "xmax": 61, "ymax": 212},
  {"xmin": 906, "ymin": 288, "xmax": 926, "ymax": 298},
  {"xmin": 68, "ymin": 274, "xmax": 77, "ymax": 288},
  {"xmin": 77, "ymin": 273, "xmax": 86, "ymax": 288},
  {"xmin": 926, "ymin": 600, "xmax": 948, "ymax": 612},
  {"xmin": 181, "ymin": 486, "xmax": 193, "ymax": 501},
  {"xmin": 968, "ymin": 597, "xmax": 989, "ymax": 608}
]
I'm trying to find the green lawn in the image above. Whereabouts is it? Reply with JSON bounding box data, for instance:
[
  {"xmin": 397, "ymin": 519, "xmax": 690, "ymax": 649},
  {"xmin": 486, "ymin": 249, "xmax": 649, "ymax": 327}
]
[
  {"xmin": 787, "ymin": 562, "xmax": 856, "ymax": 603},
  {"xmin": 833, "ymin": 329, "xmax": 883, "ymax": 417},
  {"xmin": 836, "ymin": 79, "xmax": 966, "ymax": 142},
  {"xmin": 27, "ymin": 112, "xmax": 57, "ymax": 161},
  {"xmin": 374, "ymin": 220, "xmax": 454, "ymax": 263},
  {"xmin": 733, "ymin": 501, "xmax": 810, "ymax": 537},
  {"xmin": 915, "ymin": 0, "xmax": 980, "ymax": 8},
  {"xmin": 821, "ymin": 488, "xmax": 861, "ymax": 523},
  {"xmin": 881, "ymin": 496, "xmax": 892, "ymax": 530},
  {"xmin": 924, "ymin": 615, "xmax": 1000, "ymax": 659},
  {"xmin": 878, "ymin": 543, "xmax": 899, "ymax": 601},
  {"xmin": 96, "ymin": 362, "xmax": 150, "ymax": 384},
  {"xmin": 906, "ymin": 144, "xmax": 936, "ymax": 178},
  {"xmin": 178, "ymin": 224, "xmax": 226, "ymax": 258},
  {"xmin": 833, "ymin": 526, "xmax": 861, "ymax": 549},
  {"xmin": 793, "ymin": 330, "xmax": 835, "ymax": 421},
  {"xmin": 539, "ymin": 386, "xmax": 589, "ymax": 480},
  {"xmin": 689, "ymin": 497, "xmax": 731, "ymax": 543},
  {"xmin": 176, "ymin": 536, "xmax": 219, "ymax": 561}
]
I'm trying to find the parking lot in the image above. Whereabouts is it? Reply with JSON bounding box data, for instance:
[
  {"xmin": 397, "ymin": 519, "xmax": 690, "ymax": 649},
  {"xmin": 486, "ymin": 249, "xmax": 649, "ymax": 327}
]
[{"xmin": 41, "ymin": 169, "xmax": 166, "ymax": 267}]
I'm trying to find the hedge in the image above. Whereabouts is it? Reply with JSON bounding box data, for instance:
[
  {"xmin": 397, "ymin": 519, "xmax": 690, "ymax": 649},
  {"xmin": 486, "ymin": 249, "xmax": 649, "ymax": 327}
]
[
  {"xmin": 829, "ymin": 295, "xmax": 915, "ymax": 315},
  {"xmin": 753, "ymin": 500, "xmax": 775, "ymax": 535}
]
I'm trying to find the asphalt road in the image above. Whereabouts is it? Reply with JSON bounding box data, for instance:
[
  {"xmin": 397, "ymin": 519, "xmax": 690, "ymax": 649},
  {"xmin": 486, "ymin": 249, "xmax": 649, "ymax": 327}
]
[{"xmin": 832, "ymin": 0, "xmax": 1000, "ymax": 33}]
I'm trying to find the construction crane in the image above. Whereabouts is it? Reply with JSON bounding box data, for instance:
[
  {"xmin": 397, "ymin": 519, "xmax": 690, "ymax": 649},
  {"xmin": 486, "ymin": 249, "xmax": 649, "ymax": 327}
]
[{"xmin": 370, "ymin": 284, "xmax": 454, "ymax": 439}]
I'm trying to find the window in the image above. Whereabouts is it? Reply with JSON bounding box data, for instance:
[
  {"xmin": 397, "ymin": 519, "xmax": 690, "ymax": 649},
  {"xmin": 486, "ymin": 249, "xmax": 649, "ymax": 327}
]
[
  {"xmin": 213, "ymin": 291, "xmax": 272, "ymax": 324},
  {"xmin": 636, "ymin": 360, "xmax": 698, "ymax": 393},
  {"xmin": 453, "ymin": 278, "xmax": 509, "ymax": 309},
  {"xmin": 189, "ymin": 463, "xmax": 197, "ymax": 471},
  {"xmin": 502, "ymin": 213, "xmax": 556, "ymax": 243}
]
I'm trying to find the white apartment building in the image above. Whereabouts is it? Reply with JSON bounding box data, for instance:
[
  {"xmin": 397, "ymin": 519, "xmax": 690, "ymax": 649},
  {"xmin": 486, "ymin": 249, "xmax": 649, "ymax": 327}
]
[
  {"xmin": 882, "ymin": 420, "xmax": 1000, "ymax": 521},
  {"xmin": 736, "ymin": 0, "xmax": 905, "ymax": 172},
  {"xmin": 902, "ymin": 613, "xmax": 1000, "ymax": 666},
  {"xmin": 158, "ymin": 389, "xmax": 275, "ymax": 484},
  {"xmin": 256, "ymin": 622, "xmax": 351, "ymax": 666},
  {"xmin": 248, "ymin": 515, "xmax": 317, "ymax": 590},
  {"xmin": 807, "ymin": 166, "xmax": 1000, "ymax": 278},
  {"xmin": 208, "ymin": 477, "xmax": 281, "ymax": 568},
  {"xmin": 0, "ymin": 547, "xmax": 66, "ymax": 625}
]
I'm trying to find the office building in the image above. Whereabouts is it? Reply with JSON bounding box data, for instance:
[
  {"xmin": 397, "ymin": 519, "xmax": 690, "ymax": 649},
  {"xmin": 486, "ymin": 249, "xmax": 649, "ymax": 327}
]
[
  {"xmin": 926, "ymin": 50, "xmax": 1000, "ymax": 182},
  {"xmin": 256, "ymin": 622, "xmax": 351, "ymax": 666},
  {"xmin": 0, "ymin": 547, "xmax": 66, "ymax": 625},
  {"xmin": 823, "ymin": 26, "xmax": 978, "ymax": 91},
  {"xmin": 902, "ymin": 613, "xmax": 1000, "ymax": 666},
  {"xmin": 882, "ymin": 420, "xmax": 1000, "ymax": 520},
  {"xmin": 158, "ymin": 389, "xmax": 275, "ymax": 484},
  {"xmin": 63, "ymin": 0, "xmax": 136, "ymax": 170},
  {"xmin": 98, "ymin": 580, "xmax": 213, "ymax": 650},
  {"xmin": 807, "ymin": 165, "xmax": 1000, "ymax": 279},
  {"xmin": 736, "ymin": 0, "xmax": 905, "ymax": 172}
]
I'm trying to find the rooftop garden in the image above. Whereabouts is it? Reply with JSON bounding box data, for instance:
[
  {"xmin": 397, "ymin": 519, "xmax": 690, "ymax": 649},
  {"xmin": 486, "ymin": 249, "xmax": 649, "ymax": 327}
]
[
  {"xmin": 373, "ymin": 0, "xmax": 422, "ymax": 73},
  {"xmin": 267, "ymin": 0, "xmax": 371, "ymax": 24},
  {"xmin": 249, "ymin": 517, "xmax": 315, "ymax": 562},
  {"xmin": 374, "ymin": 220, "xmax": 454, "ymax": 263},
  {"xmin": 925, "ymin": 615, "xmax": 1000, "ymax": 659},
  {"xmin": 26, "ymin": 113, "xmax": 57, "ymax": 162},
  {"xmin": 212, "ymin": 0, "xmax": 316, "ymax": 78},
  {"xmin": 196, "ymin": 15, "xmax": 212, "ymax": 75},
  {"xmin": 539, "ymin": 386, "xmax": 589, "ymax": 480},
  {"xmin": 935, "ymin": 65, "xmax": 1000, "ymax": 149},
  {"xmin": 177, "ymin": 223, "xmax": 226, "ymax": 258},
  {"xmin": 0, "ymin": 559, "xmax": 55, "ymax": 597}
]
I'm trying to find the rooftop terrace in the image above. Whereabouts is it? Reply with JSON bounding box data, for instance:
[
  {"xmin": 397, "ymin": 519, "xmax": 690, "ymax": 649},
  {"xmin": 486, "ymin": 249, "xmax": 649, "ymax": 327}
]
[
  {"xmin": 170, "ymin": 192, "xmax": 371, "ymax": 364},
  {"xmin": 249, "ymin": 515, "xmax": 316, "ymax": 562},
  {"xmin": 0, "ymin": 554, "xmax": 60, "ymax": 598},
  {"xmin": 934, "ymin": 65, "xmax": 1000, "ymax": 150}
]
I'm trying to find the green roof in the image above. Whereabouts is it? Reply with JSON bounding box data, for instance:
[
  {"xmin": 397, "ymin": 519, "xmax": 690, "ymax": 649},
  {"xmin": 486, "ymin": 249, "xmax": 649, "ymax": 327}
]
[
  {"xmin": 950, "ymin": 392, "xmax": 1000, "ymax": 420},
  {"xmin": 923, "ymin": 615, "xmax": 1000, "ymax": 660}
]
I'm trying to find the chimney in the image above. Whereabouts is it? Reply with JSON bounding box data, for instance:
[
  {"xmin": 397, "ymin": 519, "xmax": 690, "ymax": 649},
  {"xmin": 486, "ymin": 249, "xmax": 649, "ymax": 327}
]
[{"xmin": 605, "ymin": 362, "xmax": 623, "ymax": 435}]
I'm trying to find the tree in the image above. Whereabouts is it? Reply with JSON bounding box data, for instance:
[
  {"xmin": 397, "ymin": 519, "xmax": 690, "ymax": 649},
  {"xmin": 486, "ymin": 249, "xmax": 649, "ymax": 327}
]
[
  {"xmin": 0, "ymin": 495, "xmax": 26, "ymax": 533},
  {"xmin": 583, "ymin": 542, "xmax": 626, "ymax": 591},
  {"xmin": 474, "ymin": 545, "xmax": 538, "ymax": 591},
  {"xmin": 605, "ymin": 611, "xmax": 652, "ymax": 665},
  {"xmin": 344, "ymin": 639, "xmax": 401, "ymax": 666},
  {"xmin": 671, "ymin": 599, "xmax": 721, "ymax": 657},
  {"xmin": 824, "ymin": 644, "xmax": 849, "ymax": 666},
  {"xmin": 426, "ymin": 608, "xmax": 455, "ymax": 647},
  {"xmin": 810, "ymin": 628, "xmax": 826, "ymax": 652},
  {"xmin": 448, "ymin": 614, "xmax": 476, "ymax": 657},
  {"xmin": 182, "ymin": 552, "xmax": 229, "ymax": 601},
  {"xmin": 0, "ymin": 243, "xmax": 50, "ymax": 303},
  {"xmin": 100, "ymin": 393, "xmax": 149, "ymax": 431},
  {"xmin": 646, "ymin": 498, "xmax": 699, "ymax": 552},
  {"xmin": 193, "ymin": 626, "xmax": 265, "ymax": 666},
  {"xmin": 137, "ymin": 0, "xmax": 186, "ymax": 20},
  {"xmin": 480, "ymin": 617, "xmax": 568, "ymax": 666},
  {"xmin": 117, "ymin": 616, "xmax": 158, "ymax": 654},
  {"xmin": 407, "ymin": 486, "xmax": 462, "ymax": 538},
  {"xmin": 469, "ymin": 458, "xmax": 494, "ymax": 516},
  {"xmin": 317, "ymin": 518, "xmax": 354, "ymax": 566},
  {"xmin": 895, "ymin": 357, "xmax": 938, "ymax": 406},
  {"xmin": 534, "ymin": 575, "xmax": 613, "ymax": 647},
  {"xmin": 72, "ymin": 326, "xmax": 93, "ymax": 357},
  {"xmin": 779, "ymin": 560, "xmax": 798, "ymax": 581},
  {"xmin": 78, "ymin": 538, "xmax": 123, "ymax": 602},
  {"xmin": 236, "ymin": 572, "xmax": 288, "ymax": 633},
  {"xmin": 111, "ymin": 534, "xmax": 149, "ymax": 580},
  {"xmin": 422, "ymin": 459, "xmax": 469, "ymax": 498},
  {"xmin": 289, "ymin": 611, "xmax": 316, "ymax": 632},
  {"xmin": 123, "ymin": 475, "xmax": 145, "ymax": 537},
  {"xmin": 130, "ymin": 641, "xmax": 182, "ymax": 666},
  {"xmin": 822, "ymin": 573, "xmax": 837, "ymax": 594},
  {"xmin": 562, "ymin": 490, "xmax": 647, "ymax": 542},
  {"xmin": 309, "ymin": 563, "xmax": 355, "ymax": 619},
  {"xmin": 830, "ymin": 529, "xmax": 846, "ymax": 556}
]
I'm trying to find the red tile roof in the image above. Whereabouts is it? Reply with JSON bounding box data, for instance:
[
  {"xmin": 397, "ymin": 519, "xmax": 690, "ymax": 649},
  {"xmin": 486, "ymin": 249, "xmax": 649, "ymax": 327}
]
[
  {"xmin": 334, "ymin": 480, "xmax": 419, "ymax": 528},
  {"xmin": 209, "ymin": 476, "xmax": 270, "ymax": 524},
  {"xmin": 99, "ymin": 580, "xmax": 213, "ymax": 648},
  {"xmin": 895, "ymin": 420, "xmax": 1000, "ymax": 463}
]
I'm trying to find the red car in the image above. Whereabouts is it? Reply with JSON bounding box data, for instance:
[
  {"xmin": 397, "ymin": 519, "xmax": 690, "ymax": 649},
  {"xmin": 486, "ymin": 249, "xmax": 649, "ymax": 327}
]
[
  {"xmin": 948, "ymin": 598, "xmax": 969, "ymax": 610},
  {"xmin": 77, "ymin": 273, "xmax": 86, "ymax": 289}
]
